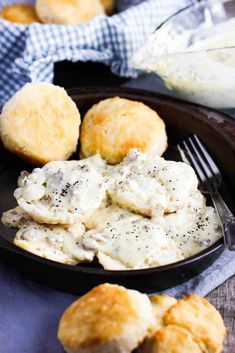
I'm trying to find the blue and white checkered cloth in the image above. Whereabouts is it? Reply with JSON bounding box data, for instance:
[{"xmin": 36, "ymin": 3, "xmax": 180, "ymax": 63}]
[{"xmin": 0, "ymin": 0, "xmax": 192, "ymax": 107}]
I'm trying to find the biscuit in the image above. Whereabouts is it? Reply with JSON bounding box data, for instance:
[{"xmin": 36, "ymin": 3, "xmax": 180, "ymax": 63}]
[
  {"xmin": 14, "ymin": 220, "xmax": 94, "ymax": 265},
  {"xmin": 84, "ymin": 217, "xmax": 183, "ymax": 270},
  {"xmin": 14, "ymin": 159, "xmax": 107, "ymax": 225},
  {"xmin": 1, "ymin": 206, "xmax": 31, "ymax": 228},
  {"xmin": 164, "ymin": 294, "xmax": 226, "ymax": 353},
  {"xmin": 1, "ymin": 206, "xmax": 94, "ymax": 264},
  {"xmin": 0, "ymin": 4, "xmax": 40, "ymax": 24},
  {"xmin": 83, "ymin": 201, "xmax": 141, "ymax": 230},
  {"xmin": 35, "ymin": 0, "xmax": 104, "ymax": 25},
  {"xmin": 143, "ymin": 325, "xmax": 202, "ymax": 353},
  {"xmin": 0, "ymin": 83, "xmax": 81, "ymax": 166},
  {"xmin": 58, "ymin": 283, "xmax": 155, "ymax": 353},
  {"xmin": 80, "ymin": 97, "xmax": 167, "ymax": 164},
  {"xmin": 162, "ymin": 192, "xmax": 222, "ymax": 258},
  {"xmin": 101, "ymin": 0, "xmax": 115, "ymax": 14},
  {"xmin": 108, "ymin": 149, "xmax": 198, "ymax": 216},
  {"xmin": 150, "ymin": 295, "xmax": 177, "ymax": 330}
]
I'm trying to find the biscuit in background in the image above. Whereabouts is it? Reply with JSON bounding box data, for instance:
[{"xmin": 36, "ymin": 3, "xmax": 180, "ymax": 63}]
[
  {"xmin": 0, "ymin": 82, "xmax": 81, "ymax": 166},
  {"xmin": 80, "ymin": 97, "xmax": 167, "ymax": 164},
  {"xmin": 0, "ymin": 3, "xmax": 40, "ymax": 24},
  {"xmin": 58, "ymin": 283, "xmax": 155, "ymax": 353},
  {"xmin": 101, "ymin": 0, "xmax": 115, "ymax": 15},
  {"xmin": 35, "ymin": 0, "xmax": 104, "ymax": 25}
]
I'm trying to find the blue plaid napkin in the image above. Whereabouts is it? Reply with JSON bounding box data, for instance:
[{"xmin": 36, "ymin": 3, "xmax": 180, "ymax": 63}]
[{"xmin": 0, "ymin": 0, "xmax": 192, "ymax": 107}]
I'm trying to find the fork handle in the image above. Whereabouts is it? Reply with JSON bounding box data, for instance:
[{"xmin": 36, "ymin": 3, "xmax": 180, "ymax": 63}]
[{"xmin": 211, "ymin": 192, "xmax": 235, "ymax": 251}]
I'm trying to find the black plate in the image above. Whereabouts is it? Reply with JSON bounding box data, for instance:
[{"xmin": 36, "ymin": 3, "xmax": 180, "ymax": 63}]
[{"xmin": 0, "ymin": 87, "xmax": 234, "ymax": 295}]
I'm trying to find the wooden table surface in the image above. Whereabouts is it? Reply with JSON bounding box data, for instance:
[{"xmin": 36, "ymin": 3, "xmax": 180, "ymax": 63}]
[
  {"xmin": 207, "ymin": 276, "xmax": 235, "ymax": 352},
  {"xmin": 55, "ymin": 63, "xmax": 235, "ymax": 352}
]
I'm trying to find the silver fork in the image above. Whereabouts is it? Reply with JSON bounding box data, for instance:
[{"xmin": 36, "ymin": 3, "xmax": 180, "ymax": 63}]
[{"xmin": 177, "ymin": 134, "xmax": 235, "ymax": 251}]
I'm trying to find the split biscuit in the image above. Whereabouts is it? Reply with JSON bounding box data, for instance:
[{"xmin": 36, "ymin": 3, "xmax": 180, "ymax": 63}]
[
  {"xmin": 84, "ymin": 217, "xmax": 183, "ymax": 270},
  {"xmin": 108, "ymin": 149, "xmax": 198, "ymax": 216},
  {"xmin": 1, "ymin": 206, "xmax": 31, "ymax": 228},
  {"xmin": 14, "ymin": 159, "xmax": 107, "ymax": 225},
  {"xmin": 2, "ymin": 206, "xmax": 94, "ymax": 265}
]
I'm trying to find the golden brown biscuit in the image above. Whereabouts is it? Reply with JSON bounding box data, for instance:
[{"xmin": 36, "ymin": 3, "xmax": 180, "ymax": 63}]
[
  {"xmin": 0, "ymin": 83, "xmax": 81, "ymax": 166},
  {"xmin": 0, "ymin": 3, "xmax": 40, "ymax": 24},
  {"xmin": 80, "ymin": 97, "xmax": 167, "ymax": 164},
  {"xmin": 35, "ymin": 0, "xmax": 104, "ymax": 25},
  {"xmin": 101, "ymin": 0, "xmax": 115, "ymax": 14},
  {"xmin": 150, "ymin": 295, "xmax": 177, "ymax": 330},
  {"xmin": 164, "ymin": 294, "xmax": 226, "ymax": 353},
  {"xmin": 58, "ymin": 283, "xmax": 155, "ymax": 353},
  {"xmin": 143, "ymin": 325, "xmax": 202, "ymax": 353}
]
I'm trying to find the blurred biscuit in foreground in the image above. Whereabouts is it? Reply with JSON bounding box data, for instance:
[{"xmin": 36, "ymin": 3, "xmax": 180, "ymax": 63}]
[
  {"xmin": 0, "ymin": 3, "xmax": 40, "ymax": 24},
  {"xmin": 0, "ymin": 83, "xmax": 81, "ymax": 166},
  {"xmin": 150, "ymin": 294, "xmax": 177, "ymax": 330},
  {"xmin": 144, "ymin": 325, "xmax": 203, "ymax": 353},
  {"xmin": 80, "ymin": 97, "xmax": 167, "ymax": 164},
  {"xmin": 58, "ymin": 283, "xmax": 155, "ymax": 353},
  {"xmin": 142, "ymin": 293, "xmax": 226, "ymax": 353},
  {"xmin": 35, "ymin": 0, "xmax": 104, "ymax": 25},
  {"xmin": 164, "ymin": 293, "xmax": 226, "ymax": 353}
]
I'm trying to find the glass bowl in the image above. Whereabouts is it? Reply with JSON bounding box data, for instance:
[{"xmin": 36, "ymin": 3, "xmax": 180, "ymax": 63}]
[{"xmin": 132, "ymin": 0, "xmax": 235, "ymax": 109}]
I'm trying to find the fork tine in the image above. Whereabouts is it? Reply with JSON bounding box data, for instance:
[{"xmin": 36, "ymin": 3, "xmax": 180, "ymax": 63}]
[
  {"xmin": 188, "ymin": 137, "xmax": 213, "ymax": 179},
  {"xmin": 181, "ymin": 141, "xmax": 206, "ymax": 183},
  {"xmin": 193, "ymin": 135, "xmax": 220, "ymax": 174},
  {"xmin": 177, "ymin": 144, "xmax": 190, "ymax": 165}
]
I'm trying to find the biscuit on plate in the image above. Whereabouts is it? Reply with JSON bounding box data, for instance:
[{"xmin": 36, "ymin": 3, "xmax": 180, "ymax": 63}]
[
  {"xmin": 58, "ymin": 283, "xmax": 155, "ymax": 353},
  {"xmin": 0, "ymin": 4, "xmax": 40, "ymax": 24},
  {"xmin": 2, "ymin": 206, "xmax": 94, "ymax": 265},
  {"xmin": 108, "ymin": 149, "xmax": 198, "ymax": 216},
  {"xmin": 14, "ymin": 158, "xmax": 107, "ymax": 225},
  {"xmin": 35, "ymin": 0, "xmax": 104, "ymax": 25},
  {"xmin": 80, "ymin": 97, "xmax": 167, "ymax": 164},
  {"xmin": 0, "ymin": 83, "xmax": 81, "ymax": 166},
  {"xmin": 1, "ymin": 206, "xmax": 31, "ymax": 228},
  {"xmin": 14, "ymin": 220, "xmax": 94, "ymax": 265},
  {"xmin": 83, "ymin": 217, "xmax": 183, "ymax": 270},
  {"xmin": 164, "ymin": 294, "xmax": 226, "ymax": 353},
  {"xmin": 101, "ymin": 0, "xmax": 115, "ymax": 14},
  {"xmin": 83, "ymin": 201, "xmax": 141, "ymax": 230}
]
